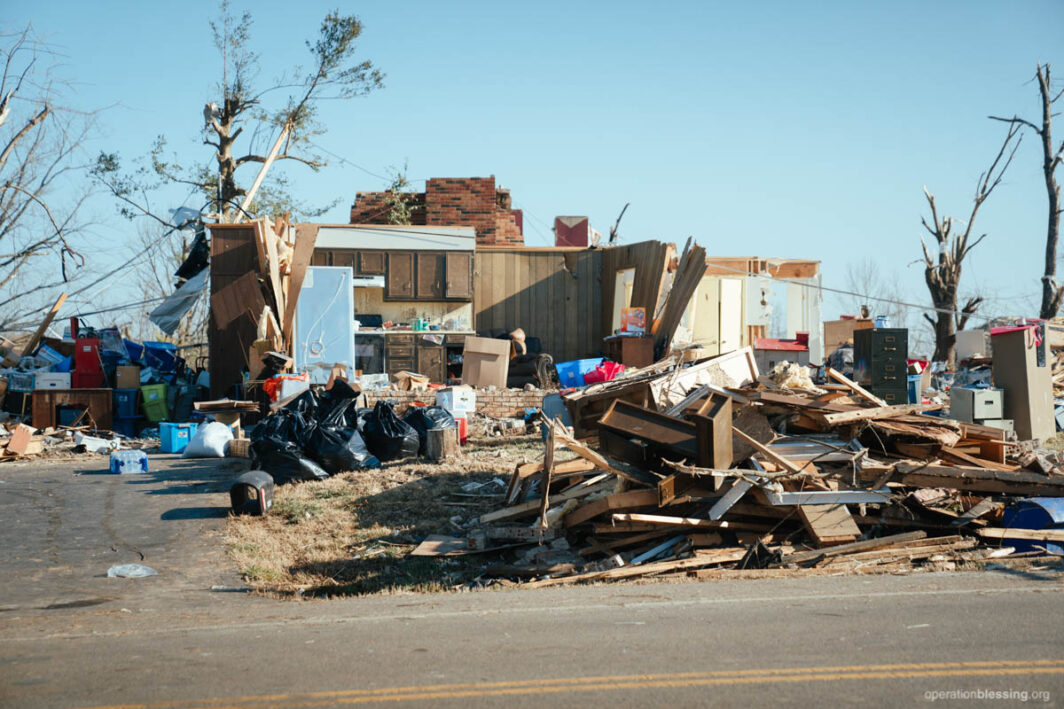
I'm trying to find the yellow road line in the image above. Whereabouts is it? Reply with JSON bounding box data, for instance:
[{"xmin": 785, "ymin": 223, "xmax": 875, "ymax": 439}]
[{"xmin": 88, "ymin": 659, "xmax": 1064, "ymax": 709}]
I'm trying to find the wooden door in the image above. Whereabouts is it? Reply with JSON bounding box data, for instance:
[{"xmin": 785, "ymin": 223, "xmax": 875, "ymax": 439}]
[
  {"xmin": 359, "ymin": 251, "xmax": 386, "ymax": 275},
  {"xmin": 386, "ymin": 252, "xmax": 415, "ymax": 299}
]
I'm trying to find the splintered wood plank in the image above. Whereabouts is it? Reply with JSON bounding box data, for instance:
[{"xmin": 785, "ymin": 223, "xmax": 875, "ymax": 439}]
[
  {"xmin": 825, "ymin": 367, "xmax": 887, "ymax": 407},
  {"xmin": 976, "ymin": 527, "xmax": 1064, "ymax": 543},
  {"xmin": 410, "ymin": 535, "xmax": 467, "ymax": 556},
  {"xmin": 950, "ymin": 498, "xmax": 1003, "ymax": 527},
  {"xmin": 22, "ymin": 293, "xmax": 67, "ymax": 356},
  {"xmin": 818, "ymin": 403, "xmax": 940, "ymax": 426},
  {"xmin": 282, "ymin": 224, "xmax": 318, "ymax": 345},
  {"xmin": 940, "ymin": 446, "xmax": 1015, "ymax": 472},
  {"xmin": 732, "ymin": 429, "xmax": 803, "ymax": 474},
  {"xmin": 798, "ymin": 504, "xmax": 860, "ymax": 547},
  {"xmin": 564, "ymin": 489, "xmax": 659, "ymax": 528},
  {"xmin": 612, "ymin": 513, "xmax": 771, "ymax": 532},
  {"xmin": 538, "ymin": 424, "xmax": 555, "ymax": 529},
  {"xmin": 479, "ymin": 479, "xmax": 613, "ymax": 524},
  {"xmin": 781, "ymin": 531, "xmax": 927, "ymax": 564}
]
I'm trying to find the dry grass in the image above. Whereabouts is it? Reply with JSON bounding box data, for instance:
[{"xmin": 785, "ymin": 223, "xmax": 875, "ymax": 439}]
[{"xmin": 226, "ymin": 434, "xmax": 554, "ymax": 597}]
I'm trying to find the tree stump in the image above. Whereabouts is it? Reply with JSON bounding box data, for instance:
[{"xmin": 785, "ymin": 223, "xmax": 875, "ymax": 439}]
[{"xmin": 425, "ymin": 427, "xmax": 459, "ymax": 462}]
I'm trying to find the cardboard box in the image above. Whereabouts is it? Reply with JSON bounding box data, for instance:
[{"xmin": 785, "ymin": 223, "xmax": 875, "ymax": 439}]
[
  {"xmin": 436, "ymin": 385, "xmax": 476, "ymax": 414},
  {"xmin": 116, "ymin": 365, "xmax": 141, "ymax": 389},
  {"xmin": 621, "ymin": 307, "xmax": 646, "ymax": 335},
  {"xmin": 393, "ymin": 371, "xmax": 430, "ymax": 391},
  {"xmin": 34, "ymin": 373, "xmax": 71, "ymax": 390},
  {"xmin": 461, "ymin": 337, "xmax": 511, "ymax": 388}
]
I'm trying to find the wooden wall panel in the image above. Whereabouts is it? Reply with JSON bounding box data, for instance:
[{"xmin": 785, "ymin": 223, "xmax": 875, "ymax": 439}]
[
  {"xmin": 600, "ymin": 241, "xmax": 672, "ymax": 344},
  {"xmin": 474, "ymin": 249, "xmax": 605, "ymax": 363},
  {"xmin": 209, "ymin": 225, "xmax": 260, "ymax": 399}
]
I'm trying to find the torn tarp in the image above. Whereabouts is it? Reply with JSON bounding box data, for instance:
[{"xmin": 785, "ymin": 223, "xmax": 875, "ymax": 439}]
[{"xmin": 148, "ymin": 267, "xmax": 208, "ymax": 335}]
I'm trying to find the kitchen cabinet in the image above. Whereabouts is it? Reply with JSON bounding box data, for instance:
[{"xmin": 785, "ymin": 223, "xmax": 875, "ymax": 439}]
[
  {"xmin": 386, "ymin": 253, "xmax": 415, "ymax": 299},
  {"xmin": 417, "ymin": 341, "xmax": 445, "ymax": 383},
  {"xmin": 359, "ymin": 251, "xmax": 386, "ymax": 274},
  {"xmin": 445, "ymin": 252, "xmax": 473, "ymax": 299},
  {"xmin": 416, "ymin": 253, "xmax": 445, "ymax": 299}
]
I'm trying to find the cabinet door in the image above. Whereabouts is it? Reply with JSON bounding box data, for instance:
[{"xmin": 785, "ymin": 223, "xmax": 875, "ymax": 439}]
[
  {"xmin": 359, "ymin": 251, "xmax": 386, "ymax": 275},
  {"xmin": 417, "ymin": 344, "xmax": 444, "ymax": 383},
  {"xmin": 416, "ymin": 253, "xmax": 445, "ymax": 299},
  {"xmin": 333, "ymin": 250, "xmax": 356, "ymax": 271},
  {"xmin": 311, "ymin": 250, "xmax": 329, "ymax": 266},
  {"xmin": 385, "ymin": 252, "xmax": 415, "ymax": 300},
  {"xmin": 445, "ymin": 252, "xmax": 473, "ymax": 300}
]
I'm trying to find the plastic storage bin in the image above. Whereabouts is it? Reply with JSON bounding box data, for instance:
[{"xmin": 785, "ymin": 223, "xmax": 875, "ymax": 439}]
[
  {"xmin": 140, "ymin": 384, "xmax": 169, "ymax": 422},
  {"xmin": 159, "ymin": 422, "xmax": 198, "ymax": 453},
  {"xmin": 110, "ymin": 449, "xmax": 149, "ymax": 474},
  {"xmin": 143, "ymin": 341, "xmax": 178, "ymax": 372},
  {"xmin": 113, "ymin": 388, "xmax": 139, "ymax": 418},
  {"xmin": 554, "ymin": 358, "xmax": 604, "ymax": 388},
  {"xmin": 111, "ymin": 419, "xmax": 140, "ymax": 438}
]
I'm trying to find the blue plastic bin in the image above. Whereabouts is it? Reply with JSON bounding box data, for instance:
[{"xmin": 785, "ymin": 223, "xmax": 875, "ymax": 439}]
[
  {"xmin": 110, "ymin": 450, "xmax": 149, "ymax": 474},
  {"xmin": 143, "ymin": 341, "xmax": 178, "ymax": 372},
  {"xmin": 159, "ymin": 422, "xmax": 198, "ymax": 454},
  {"xmin": 113, "ymin": 388, "xmax": 139, "ymax": 419},
  {"xmin": 124, "ymin": 339, "xmax": 145, "ymax": 363},
  {"xmin": 554, "ymin": 358, "xmax": 604, "ymax": 388}
]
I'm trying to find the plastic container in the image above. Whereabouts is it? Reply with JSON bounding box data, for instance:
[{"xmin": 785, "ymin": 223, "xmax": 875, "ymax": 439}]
[
  {"xmin": 113, "ymin": 388, "xmax": 140, "ymax": 418},
  {"xmin": 124, "ymin": 339, "xmax": 145, "ymax": 363},
  {"xmin": 109, "ymin": 449, "xmax": 149, "ymax": 474},
  {"xmin": 111, "ymin": 418, "xmax": 141, "ymax": 438},
  {"xmin": 160, "ymin": 422, "xmax": 198, "ymax": 454},
  {"xmin": 7, "ymin": 372, "xmax": 34, "ymax": 392},
  {"xmin": 554, "ymin": 358, "xmax": 604, "ymax": 388},
  {"xmin": 143, "ymin": 341, "xmax": 178, "ymax": 372},
  {"xmin": 140, "ymin": 384, "xmax": 169, "ymax": 422},
  {"xmin": 907, "ymin": 374, "xmax": 923, "ymax": 404}
]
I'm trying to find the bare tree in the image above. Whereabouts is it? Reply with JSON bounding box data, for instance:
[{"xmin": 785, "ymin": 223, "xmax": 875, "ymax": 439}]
[
  {"xmin": 990, "ymin": 63, "xmax": 1064, "ymax": 319},
  {"xmin": 920, "ymin": 123, "xmax": 1022, "ymax": 364},
  {"xmin": 0, "ymin": 26, "xmax": 95, "ymax": 330},
  {"xmin": 92, "ymin": 2, "xmax": 383, "ymax": 224}
]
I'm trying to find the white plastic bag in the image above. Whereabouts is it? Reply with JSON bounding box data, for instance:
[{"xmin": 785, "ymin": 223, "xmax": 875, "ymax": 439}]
[{"xmin": 181, "ymin": 421, "xmax": 233, "ymax": 458}]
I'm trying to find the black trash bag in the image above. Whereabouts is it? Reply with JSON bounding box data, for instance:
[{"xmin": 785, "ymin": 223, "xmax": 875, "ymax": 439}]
[
  {"xmin": 317, "ymin": 380, "xmax": 361, "ymax": 427},
  {"xmin": 251, "ymin": 408, "xmax": 316, "ymax": 449},
  {"xmin": 402, "ymin": 406, "xmax": 457, "ymax": 455},
  {"xmin": 282, "ymin": 388, "xmax": 320, "ymax": 420},
  {"xmin": 249, "ymin": 439, "xmax": 329, "ymax": 485},
  {"xmin": 307, "ymin": 425, "xmax": 380, "ymax": 473},
  {"xmin": 353, "ymin": 407, "xmax": 374, "ymax": 433},
  {"xmin": 363, "ymin": 401, "xmax": 419, "ymax": 461}
]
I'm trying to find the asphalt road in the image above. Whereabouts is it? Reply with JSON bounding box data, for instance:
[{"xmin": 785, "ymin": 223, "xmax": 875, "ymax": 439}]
[{"xmin": 2, "ymin": 458, "xmax": 1063, "ymax": 708}]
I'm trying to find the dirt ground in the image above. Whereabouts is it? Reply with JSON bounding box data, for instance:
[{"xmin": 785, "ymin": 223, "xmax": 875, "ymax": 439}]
[{"xmin": 226, "ymin": 432, "xmax": 560, "ymax": 596}]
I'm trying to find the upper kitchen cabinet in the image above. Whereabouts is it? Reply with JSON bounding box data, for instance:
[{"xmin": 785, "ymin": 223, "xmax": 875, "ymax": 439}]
[
  {"xmin": 445, "ymin": 252, "xmax": 473, "ymax": 300},
  {"xmin": 416, "ymin": 252, "xmax": 445, "ymax": 299},
  {"xmin": 385, "ymin": 252, "xmax": 415, "ymax": 299}
]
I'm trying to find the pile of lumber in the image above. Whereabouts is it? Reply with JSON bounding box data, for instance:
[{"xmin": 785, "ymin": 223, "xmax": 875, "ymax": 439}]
[{"xmin": 413, "ymin": 351, "xmax": 1064, "ymax": 586}]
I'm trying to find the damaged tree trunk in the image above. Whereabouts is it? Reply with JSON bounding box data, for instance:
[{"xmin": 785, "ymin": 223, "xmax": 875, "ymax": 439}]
[
  {"xmin": 920, "ymin": 123, "xmax": 1021, "ymax": 364},
  {"xmin": 990, "ymin": 64, "xmax": 1064, "ymax": 320}
]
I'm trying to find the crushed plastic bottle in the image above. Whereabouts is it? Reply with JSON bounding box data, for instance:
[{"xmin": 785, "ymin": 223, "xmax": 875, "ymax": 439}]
[{"xmin": 107, "ymin": 564, "xmax": 158, "ymax": 578}]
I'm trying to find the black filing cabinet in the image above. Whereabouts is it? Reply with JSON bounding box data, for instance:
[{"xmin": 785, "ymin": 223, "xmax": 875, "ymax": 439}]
[{"xmin": 853, "ymin": 328, "xmax": 908, "ymax": 404}]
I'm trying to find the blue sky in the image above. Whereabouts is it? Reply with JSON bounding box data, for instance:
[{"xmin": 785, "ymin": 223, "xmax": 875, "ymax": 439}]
[{"xmin": 8, "ymin": 0, "xmax": 1063, "ymax": 338}]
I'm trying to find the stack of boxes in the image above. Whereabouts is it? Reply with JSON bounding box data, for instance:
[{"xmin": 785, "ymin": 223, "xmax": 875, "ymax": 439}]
[{"xmin": 853, "ymin": 328, "xmax": 909, "ymax": 405}]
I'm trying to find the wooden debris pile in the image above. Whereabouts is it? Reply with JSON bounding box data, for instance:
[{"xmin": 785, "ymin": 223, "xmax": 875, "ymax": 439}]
[{"xmin": 413, "ymin": 350, "xmax": 1064, "ymax": 586}]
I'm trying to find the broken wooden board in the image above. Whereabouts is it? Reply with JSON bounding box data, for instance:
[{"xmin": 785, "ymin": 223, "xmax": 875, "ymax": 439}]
[
  {"xmin": 6, "ymin": 423, "xmax": 41, "ymax": 457},
  {"xmin": 563, "ymin": 489, "xmax": 659, "ymax": 528},
  {"xmin": 780, "ymin": 530, "xmax": 927, "ymax": 565},
  {"xmin": 479, "ymin": 479, "xmax": 614, "ymax": 524},
  {"xmin": 950, "ymin": 498, "xmax": 1003, "ymax": 527},
  {"xmin": 524, "ymin": 546, "xmax": 749, "ymax": 589},
  {"xmin": 550, "ymin": 419, "xmax": 658, "ymax": 486},
  {"xmin": 976, "ymin": 527, "xmax": 1064, "ymax": 543},
  {"xmin": 818, "ymin": 403, "xmax": 941, "ymax": 426},
  {"xmin": 21, "ymin": 293, "xmax": 68, "ymax": 358},
  {"xmin": 762, "ymin": 488, "xmax": 891, "ymax": 506},
  {"xmin": 825, "ymin": 367, "xmax": 887, "ymax": 407},
  {"xmin": 798, "ymin": 504, "xmax": 860, "ymax": 546},
  {"xmin": 867, "ymin": 463, "xmax": 1064, "ymax": 497},
  {"xmin": 612, "ymin": 513, "xmax": 772, "ymax": 532}
]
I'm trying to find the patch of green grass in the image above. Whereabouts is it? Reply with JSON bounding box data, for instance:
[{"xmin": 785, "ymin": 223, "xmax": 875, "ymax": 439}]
[
  {"xmin": 272, "ymin": 498, "xmax": 325, "ymax": 524},
  {"xmin": 242, "ymin": 564, "xmax": 282, "ymax": 582}
]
